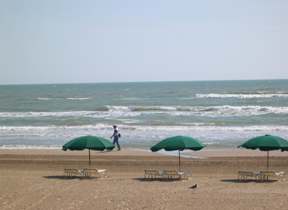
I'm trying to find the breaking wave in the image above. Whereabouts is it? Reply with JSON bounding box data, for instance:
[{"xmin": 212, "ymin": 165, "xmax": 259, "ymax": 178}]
[
  {"xmin": 66, "ymin": 97, "xmax": 90, "ymax": 100},
  {"xmin": 37, "ymin": 97, "xmax": 91, "ymax": 101},
  {"xmin": 0, "ymin": 105, "xmax": 288, "ymax": 118},
  {"xmin": 1, "ymin": 124, "xmax": 288, "ymax": 149},
  {"xmin": 196, "ymin": 93, "xmax": 288, "ymax": 99},
  {"xmin": 1, "ymin": 124, "xmax": 288, "ymax": 136}
]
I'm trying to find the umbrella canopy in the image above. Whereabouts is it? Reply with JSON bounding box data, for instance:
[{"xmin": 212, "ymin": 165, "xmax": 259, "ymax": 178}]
[
  {"xmin": 239, "ymin": 134, "xmax": 288, "ymax": 169},
  {"xmin": 239, "ymin": 135, "xmax": 288, "ymax": 151},
  {"xmin": 150, "ymin": 136, "xmax": 205, "ymax": 171},
  {"xmin": 63, "ymin": 135, "xmax": 114, "ymax": 165},
  {"xmin": 151, "ymin": 135, "xmax": 205, "ymax": 152}
]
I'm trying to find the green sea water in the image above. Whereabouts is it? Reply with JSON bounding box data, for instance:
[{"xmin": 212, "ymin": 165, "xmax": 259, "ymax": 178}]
[{"xmin": 0, "ymin": 80, "xmax": 288, "ymax": 149}]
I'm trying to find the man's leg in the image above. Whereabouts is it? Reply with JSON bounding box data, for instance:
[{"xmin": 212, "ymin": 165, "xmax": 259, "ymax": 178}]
[
  {"xmin": 116, "ymin": 140, "xmax": 121, "ymax": 150},
  {"xmin": 113, "ymin": 139, "xmax": 116, "ymax": 149}
]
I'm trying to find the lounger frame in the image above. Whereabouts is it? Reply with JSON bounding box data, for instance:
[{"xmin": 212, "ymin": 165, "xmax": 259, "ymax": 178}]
[
  {"xmin": 144, "ymin": 169, "xmax": 187, "ymax": 180},
  {"xmin": 64, "ymin": 168, "xmax": 107, "ymax": 178},
  {"xmin": 238, "ymin": 170, "xmax": 275, "ymax": 182}
]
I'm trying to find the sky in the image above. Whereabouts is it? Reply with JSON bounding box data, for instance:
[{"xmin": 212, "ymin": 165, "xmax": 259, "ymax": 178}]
[{"xmin": 0, "ymin": 0, "xmax": 287, "ymax": 84}]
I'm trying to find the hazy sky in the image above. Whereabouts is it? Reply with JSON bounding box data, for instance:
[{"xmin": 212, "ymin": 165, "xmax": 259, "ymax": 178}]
[{"xmin": 0, "ymin": 0, "xmax": 287, "ymax": 84}]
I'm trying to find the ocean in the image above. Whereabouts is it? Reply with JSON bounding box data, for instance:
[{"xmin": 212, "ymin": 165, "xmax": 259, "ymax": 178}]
[{"xmin": 0, "ymin": 80, "xmax": 288, "ymax": 149}]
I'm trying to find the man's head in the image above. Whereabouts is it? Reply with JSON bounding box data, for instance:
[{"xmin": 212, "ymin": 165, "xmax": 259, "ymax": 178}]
[{"xmin": 113, "ymin": 125, "xmax": 117, "ymax": 129}]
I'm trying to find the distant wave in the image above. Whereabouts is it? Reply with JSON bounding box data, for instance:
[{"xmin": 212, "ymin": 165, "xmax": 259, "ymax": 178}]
[
  {"xmin": 0, "ymin": 111, "xmax": 97, "ymax": 118},
  {"xmin": 37, "ymin": 97, "xmax": 51, "ymax": 101},
  {"xmin": 130, "ymin": 106, "xmax": 177, "ymax": 112},
  {"xmin": 109, "ymin": 105, "xmax": 288, "ymax": 117},
  {"xmin": 66, "ymin": 97, "xmax": 90, "ymax": 100},
  {"xmin": 1, "ymin": 105, "xmax": 288, "ymax": 118},
  {"xmin": 119, "ymin": 97, "xmax": 143, "ymax": 101},
  {"xmin": 37, "ymin": 97, "xmax": 91, "ymax": 101},
  {"xmin": 196, "ymin": 93, "xmax": 288, "ymax": 99},
  {"xmin": 1, "ymin": 124, "xmax": 288, "ymax": 132},
  {"xmin": 0, "ymin": 145, "xmax": 61, "ymax": 150}
]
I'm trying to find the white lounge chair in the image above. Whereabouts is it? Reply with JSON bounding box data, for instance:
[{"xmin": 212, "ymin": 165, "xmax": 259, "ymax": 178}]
[{"xmin": 64, "ymin": 168, "xmax": 107, "ymax": 178}]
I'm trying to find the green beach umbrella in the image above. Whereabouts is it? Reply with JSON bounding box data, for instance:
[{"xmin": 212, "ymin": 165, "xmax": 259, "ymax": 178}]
[
  {"xmin": 238, "ymin": 135, "xmax": 288, "ymax": 169},
  {"xmin": 63, "ymin": 135, "xmax": 114, "ymax": 165},
  {"xmin": 150, "ymin": 136, "xmax": 205, "ymax": 171}
]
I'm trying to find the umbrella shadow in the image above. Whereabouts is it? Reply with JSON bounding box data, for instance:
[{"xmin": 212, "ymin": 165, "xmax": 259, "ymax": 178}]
[
  {"xmin": 43, "ymin": 175, "xmax": 97, "ymax": 180},
  {"xmin": 133, "ymin": 177, "xmax": 182, "ymax": 182},
  {"xmin": 221, "ymin": 179, "xmax": 277, "ymax": 183}
]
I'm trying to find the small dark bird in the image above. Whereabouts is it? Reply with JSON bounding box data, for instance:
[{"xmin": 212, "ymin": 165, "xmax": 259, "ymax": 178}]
[{"xmin": 190, "ymin": 184, "xmax": 197, "ymax": 189}]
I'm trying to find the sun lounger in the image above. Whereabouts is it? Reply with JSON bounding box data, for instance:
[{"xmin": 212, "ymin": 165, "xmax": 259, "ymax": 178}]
[
  {"xmin": 177, "ymin": 171, "xmax": 188, "ymax": 180},
  {"xmin": 258, "ymin": 171, "xmax": 275, "ymax": 181},
  {"xmin": 64, "ymin": 168, "xmax": 107, "ymax": 177},
  {"xmin": 275, "ymin": 171, "xmax": 285, "ymax": 177},
  {"xmin": 144, "ymin": 169, "xmax": 161, "ymax": 180},
  {"xmin": 144, "ymin": 169, "xmax": 187, "ymax": 180},
  {"xmin": 238, "ymin": 171, "xmax": 256, "ymax": 181},
  {"xmin": 238, "ymin": 170, "xmax": 277, "ymax": 182},
  {"xmin": 162, "ymin": 170, "xmax": 183, "ymax": 180},
  {"xmin": 64, "ymin": 168, "xmax": 79, "ymax": 177},
  {"xmin": 82, "ymin": 168, "xmax": 107, "ymax": 177}
]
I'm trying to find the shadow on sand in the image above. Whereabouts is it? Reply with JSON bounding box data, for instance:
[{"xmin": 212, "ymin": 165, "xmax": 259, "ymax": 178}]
[
  {"xmin": 133, "ymin": 177, "xmax": 182, "ymax": 182},
  {"xmin": 43, "ymin": 175, "xmax": 97, "ymax": 180},
  {"xmin": 221, "ymin": 179, "xmax": 277, "ymax": 183}
]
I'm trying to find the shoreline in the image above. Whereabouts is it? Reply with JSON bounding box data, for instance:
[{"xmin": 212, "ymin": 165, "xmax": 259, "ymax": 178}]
[{"xmin": 2, "ymin": 147, "xmax": 288, "ymax": 157}]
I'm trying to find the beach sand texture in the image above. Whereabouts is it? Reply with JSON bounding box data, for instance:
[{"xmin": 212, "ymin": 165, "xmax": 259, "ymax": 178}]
[{"xmin": 1, "ymin": 149, "xmax": 288, "ymax": 210}]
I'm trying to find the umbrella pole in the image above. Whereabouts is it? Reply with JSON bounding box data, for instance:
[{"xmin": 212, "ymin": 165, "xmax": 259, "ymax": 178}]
[
  {"xmin": 89, "ymin": 149, "xmax": 91, "ymax": 166},
  {"xmin": 178, "ymin": 150, "xmax": 181, "ymax": 172},
  {"xmin": 267, "ymin": 151, "xmax": 269, "ymax": 169}
]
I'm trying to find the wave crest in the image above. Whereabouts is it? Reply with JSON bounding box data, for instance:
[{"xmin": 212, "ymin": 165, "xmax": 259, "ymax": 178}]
[
  {"xmin": 1, "ymin": 105, "xmax": 288, "ymax": 118},
  {"xmin": 196, "ymin": 93, "xmax": 288, "ymax": 99}
]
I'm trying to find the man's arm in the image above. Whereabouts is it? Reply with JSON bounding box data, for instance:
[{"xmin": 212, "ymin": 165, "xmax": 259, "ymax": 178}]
[{"xmin": 111, "ymin": 131, "xmax": 116, "ymax": 138}]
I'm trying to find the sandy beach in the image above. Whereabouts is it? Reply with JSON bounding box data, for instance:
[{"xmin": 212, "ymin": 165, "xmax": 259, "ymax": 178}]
[
  {"xmin": 1, "ymin": 149, "xmax": 288, "ymax": 210},
  {"xmin": 1, "ymin": 0, "xmax": 287, "ymax": 208}
]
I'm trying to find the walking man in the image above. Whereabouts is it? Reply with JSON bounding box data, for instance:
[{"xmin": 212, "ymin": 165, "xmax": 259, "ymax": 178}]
[{"xmin": 111, "ymin": 125, "xmax": 121, "ymax": 151}]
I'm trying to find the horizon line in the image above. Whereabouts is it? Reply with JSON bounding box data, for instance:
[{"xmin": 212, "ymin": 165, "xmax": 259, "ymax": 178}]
[{"xmin": 0, "ymin": 78, "xmax": 287, "ymax": 86}]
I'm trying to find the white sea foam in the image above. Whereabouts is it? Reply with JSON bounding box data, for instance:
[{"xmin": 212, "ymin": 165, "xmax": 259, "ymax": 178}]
[
  {"xmin": 1, "ymin": 124, "xmax": 288, "ymax": 134},
  {"xmin": 0, "ymin": 109, "xmax": 139, "ymax": 119},
  {"xmin": 37, "ymin": 97, "xmax": 51, "ymax": 101},
  {"xmin": 115, "ymin": 105, "xmax": 288, "ymax": 117},
  {"xmin": 0, "ymin": 105, "xmax": 288, "ymax": 118},
  {"xmin": 106, "ymin": 105, "xmax": 131, "ymax": 112},
  {"xmin": 66, "ymin": 97, "xmax": 90, "ymax": 100},
  {"xmin": 196, "ymin": 93, "xmax": 288, "ymax": 99},
  {"xmin": 119, "ymin": 97, "xmax": 143, "ymax": 101},
  {"xmin": 37, "ymin": 97, "xmax": 91, "ymax": 101},
  {"xmin": 1, "ymin": 124, "xmax": 288, "ymax": 149},
  {"xmin": 171, "ymin": 105, "xmax": 288, "ymax": 117},
  {"xmin": 0, "ymin": 145, "xmax": 61, "ymax": 150},
  {"xmin": 0, "ymin": 111, "xmax": 96, "ymax": 118}
]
